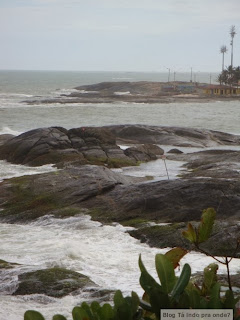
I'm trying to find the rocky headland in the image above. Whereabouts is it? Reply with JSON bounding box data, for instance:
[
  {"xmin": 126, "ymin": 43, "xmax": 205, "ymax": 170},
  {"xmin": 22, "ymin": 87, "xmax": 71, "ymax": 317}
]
[
  {"xmin": 24, "ymin": 81, "xmax": 240, "ymax": 105},
  {"xmin": 0, "ymin": 125, "xmax": 240, "ymax": 297}
]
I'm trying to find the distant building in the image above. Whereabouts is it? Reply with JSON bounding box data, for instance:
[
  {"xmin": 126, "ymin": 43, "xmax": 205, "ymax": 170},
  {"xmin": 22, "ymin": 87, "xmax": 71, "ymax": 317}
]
[{"xmin": 203, "ymin": 84, "xmax": 240, "ymax": 95}]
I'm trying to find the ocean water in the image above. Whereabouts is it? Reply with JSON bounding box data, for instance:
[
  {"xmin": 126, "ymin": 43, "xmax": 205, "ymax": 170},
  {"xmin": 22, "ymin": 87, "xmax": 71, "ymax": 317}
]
[{"xmin": 0, "ymin": 70, "xmax": 240, "ymax": 320}]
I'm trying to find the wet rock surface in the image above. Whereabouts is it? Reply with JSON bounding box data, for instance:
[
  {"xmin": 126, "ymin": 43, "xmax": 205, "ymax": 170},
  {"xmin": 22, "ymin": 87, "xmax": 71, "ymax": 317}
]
[
  {"xmin": 0, "ymin": 134, "xmax": 14, "ymax": 147},
  {"xmin": 124, "ymin": 143, "xmax": 164, "ymax": 161},
  {"xmin": 128, "ymin": 221, "xmax": 240, "ymax": 257},
  {"xmin": 13, "ymin": 267, "xmax": 97, "ymax": 298},
  {"xmin": 0, "ymin": 126, "xmax": 134, "ymax": 167},
  {"xmin": 106, "ymin": 124, "xmax": 240, "ymax": 147},
  {"xmin": 0, "ymin": 125, "xmax": 240, "ymax": 257},
  {"xmin": 1, "ymin": 125, "xmax": 240, "ymax": 167},
  {"xmin": 0, "ymin": 165, "xmax": 133, "ymax": 223},
  {"xmin": 167, "ymin": 149, "xmax": 240, "ymax": 179}
]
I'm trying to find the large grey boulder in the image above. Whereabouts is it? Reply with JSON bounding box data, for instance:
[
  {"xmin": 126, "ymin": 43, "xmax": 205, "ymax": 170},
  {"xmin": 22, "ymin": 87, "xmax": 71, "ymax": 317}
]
[
  {"xmin": 106, "ymin": 125, "xmax": 240, "ymax": 147},
  {"xmin": 0, "ymin": 134, "xmax": 15, "ymax": 147},
  {"xmin": 0, "ymin": 126, "xmax": 134, "ymax": 167},
  {"xmin": 0, "ymin": 165, "xmax": 133, "ymax": 223},
  {"xmin": 13, "ymin": 267, "xmax": 96, "ymax": 297},
  {"xmin": 124, "ymin": 143, "xmax": 164, "ymax": 161}
]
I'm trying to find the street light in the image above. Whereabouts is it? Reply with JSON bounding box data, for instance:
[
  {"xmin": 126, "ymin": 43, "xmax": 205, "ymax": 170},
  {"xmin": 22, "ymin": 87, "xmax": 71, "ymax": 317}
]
[{"xmin": 166, "ymin": 68, "xmax": 170, "ymax": 82}]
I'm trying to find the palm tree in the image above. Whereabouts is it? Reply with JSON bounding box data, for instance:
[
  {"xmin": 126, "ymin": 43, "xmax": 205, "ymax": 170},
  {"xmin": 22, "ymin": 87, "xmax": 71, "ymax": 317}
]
[
  {"xmin": 230, "ymin": 25, "xmax": 236, "ymax": 67},
  {"xmin": 220, "ymin": 45, "xmax": 227, "ymax": 71}
]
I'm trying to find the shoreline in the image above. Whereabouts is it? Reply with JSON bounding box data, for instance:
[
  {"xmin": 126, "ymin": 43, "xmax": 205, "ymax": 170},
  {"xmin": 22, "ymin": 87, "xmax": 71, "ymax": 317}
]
[
  {"xmin": 23, "ymin": 80, "xmax": 240, "ymax": 105},
  {"xmin": 25, "ymin": 95, "xmax": 240, "ymax": 105}
]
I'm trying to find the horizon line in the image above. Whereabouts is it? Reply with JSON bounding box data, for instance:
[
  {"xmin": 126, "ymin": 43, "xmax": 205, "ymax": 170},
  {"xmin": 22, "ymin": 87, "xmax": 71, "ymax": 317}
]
[{"xmin": 0, "ymin": 68, "xmax": 221, "ymax": 73}]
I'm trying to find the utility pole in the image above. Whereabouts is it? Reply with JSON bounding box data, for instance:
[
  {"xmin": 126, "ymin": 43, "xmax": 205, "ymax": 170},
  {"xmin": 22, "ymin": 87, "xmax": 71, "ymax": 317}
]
[
  {"xmin": 190, "ymin": 67, "xmax": 193, "ymax": 82},
  {"xmin": 167, "ymin": 68, "xmax": 170, "ymax": 82},
  {"xmin": 230, "ymin": 25, "xmax": 236, "ymax": 68}
]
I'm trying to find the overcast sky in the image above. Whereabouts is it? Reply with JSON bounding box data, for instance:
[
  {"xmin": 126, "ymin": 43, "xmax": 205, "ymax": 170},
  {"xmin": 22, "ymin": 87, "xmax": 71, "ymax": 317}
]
[{"xmin": 1, "ymin": 0, "xmax": 240, "ymax": 72}]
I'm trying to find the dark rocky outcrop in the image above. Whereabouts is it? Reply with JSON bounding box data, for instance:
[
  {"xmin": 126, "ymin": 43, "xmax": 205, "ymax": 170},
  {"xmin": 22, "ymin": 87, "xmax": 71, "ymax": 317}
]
[
  {"xmin": 24, "ymin": 81, "xmax": 240, "ymax": 105},
  {"xmin": 0, "ymin": 127, "xmax": 135, "ymax": 167},
  {"xmin": 0, "ymin": 134, "xmax": 15, "ymax": 147},
  {"xmin": 1, "ymin": 164, "xmax": 240, "ymax": 225},
  {"xmin": 0, "ymin": 165, "xmax": 132, "ymax": 223},
  {"xmin": 74, "ymin": 81, "xmax": 164, "ymax": 96},
  {"xmin": 106, "ymin": 125, "xmax": 240, "ymax": 147},
  {"xmin": 129, "ymin": 221, "xmax": 240, "ymax": 257},
  {"xmin": 1, "ymin": 125, "xmax": 240, "ymax": 257},
  {"xmin": 0, "ymin": 259, "xmax": 19, "ymax": 269},
  {"xmin": 167, "ymin": 148, "xmax": 183, "ymax": 154},
  {"xmin": 124, "ymin": 143, "xmax": 164, "ymax": 161},
  {"xmin": 167, "ymin": 149, "xmax": 240, "ymax": 179},
  {"xmin": 84, "ymin": 178, "xmax": 240, "ymax": 223},
  {"xmin": 13, "ymin": 267, "xmax": 96, "ymax": 297},
  {"xmin": 1, "ymin": 125, "xmax": 240, "ymax": 167}
]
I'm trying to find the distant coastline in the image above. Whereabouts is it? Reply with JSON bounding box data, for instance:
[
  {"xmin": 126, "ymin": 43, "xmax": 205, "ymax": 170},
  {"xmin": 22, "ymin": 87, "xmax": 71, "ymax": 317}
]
[{"xmin": 24, "ymin": 80, "xmax": 240, "ymax": 105}]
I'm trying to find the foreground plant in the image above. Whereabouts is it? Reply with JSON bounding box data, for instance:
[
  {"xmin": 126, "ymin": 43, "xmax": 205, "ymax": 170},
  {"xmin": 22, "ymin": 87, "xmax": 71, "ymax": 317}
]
[{"xmin": 24, "ymin": 208, "xmax": 240, "ymax": 320}]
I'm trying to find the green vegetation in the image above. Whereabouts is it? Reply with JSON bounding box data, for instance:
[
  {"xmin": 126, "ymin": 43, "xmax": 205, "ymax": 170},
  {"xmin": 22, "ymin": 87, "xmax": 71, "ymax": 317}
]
[
  {"xmin": 121, "ymin": 218, "xmax": 149, "ymax": 227},
  {"xmin": 22, "ymin": 208, "xmax": 240, "ymax": 319},
  {"xmin": 106, "ymin": 157, "xmax": 137, "ymax": 168},
  {"xmin": 218, "ymin": 66, "xmax": 240, "ymax": 86}
]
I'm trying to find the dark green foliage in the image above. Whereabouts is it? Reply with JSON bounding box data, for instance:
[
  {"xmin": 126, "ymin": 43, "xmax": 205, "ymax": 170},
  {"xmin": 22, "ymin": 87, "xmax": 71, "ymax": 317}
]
[
  {"xmin": 218, "ymin": 65, "xmax": 240, "ymax": 85},
  {"xmin": 52, "ymin": 316, "xmax": 67, "ymax": 320},
  {"xmin": 24, "ymin": 311, "xmax": 45, "ymax": 320}
]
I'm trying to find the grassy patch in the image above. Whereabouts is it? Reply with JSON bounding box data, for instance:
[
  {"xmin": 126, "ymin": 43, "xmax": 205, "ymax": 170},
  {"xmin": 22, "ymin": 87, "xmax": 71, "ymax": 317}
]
[
  {"xmin": 107, "ymin": 158, "xmax": 137, "ymax": 168},
  {"xmin": 121, "ymin": 218, "xmax": 149, "ymax": 227},
  {"xmin": 53, "ymin": 207, "xmax": 83, "ymax": 217},
  {"xmin": 87, "ymin": 207, "xmax": 114, "ymax": 223}
]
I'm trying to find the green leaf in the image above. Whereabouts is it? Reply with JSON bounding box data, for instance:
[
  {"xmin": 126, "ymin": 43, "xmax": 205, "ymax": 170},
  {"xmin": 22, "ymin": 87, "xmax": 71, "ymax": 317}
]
[
  {"xmin": 113, "ymin": 290, "xmax": 124, "ymax": 309},
  {"xmin": 182, "ymin": 223, "xmax": 197, "ymax": 243},
  {"xmin": 202, "ymin": 263, "xmax": 218, "ymax": 295},
  {"xmin": 72, "ymin": 306, "xmax": 90, "ymax": 320},
  {"xmin": 52, "ymin": 315, "xmax": 67, "ymax": 320},
  {"xmin": 24, "ymin": 311, "xmax": 45, "ymax": 320},
  {"xmin": 198, "ymin": 208, "xmax": 216, "ymax": 243},
  {"xmin": 139, "ymin": 254, "xmax": 162, "ymax": 294},
  {"xmin": 130, "ymin": 291, "xmax": 140, "ymax": 313},
  {"xmin": 207, "ymin": 283, "xmax": 222, "ymax": 309},
  {"xmin": 165, "ymin": 247, "xmax": 188, "ymax": 269},
  {"xmin": 99, "ymin": 304, "xmax": 114, "ymax": 320},
  {"xmin": 178, "ymin": 291, "xmax": 191, "ymax": 308},
  {"xmin": 148, "ymin": 287, "xmax": 171, "ymax": 318},
  {"xmin": 188, "ymin": 289, "xmax": 201, "ymax": 309},
  {"xmin": 81, "ymin": 302, "xmax": 94, "ymax": 320},
  {"xmin": 155, "ymin": 254, "xmax": 176, "ymax": 293},
  {"xmin": 185, "ymin": 283, "xmax": 202, "ymax": 309},
  {"xmin": 114, "ymin": 294, "xmax": 132, "ymax": 320},
  {"xmin": 223, "ymin": 290, "xmax": 238, "ymax": 309},
  {"xmin": 171, "ymin": 263, "xmax": 191, "ymax": 300},
  {"xmin": 90, "ymin": 301, "xmax": 101, "ymax": 314}
]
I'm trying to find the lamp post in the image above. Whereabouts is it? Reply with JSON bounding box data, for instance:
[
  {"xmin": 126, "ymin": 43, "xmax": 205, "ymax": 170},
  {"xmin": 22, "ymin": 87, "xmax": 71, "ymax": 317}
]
[
  {"xmin": 190, "ymin": 67, "xmax": 193, "ymax": 82},
  {"xmin": 167, "ymin": 68, "xmax": 170, "ymax": 82}
]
